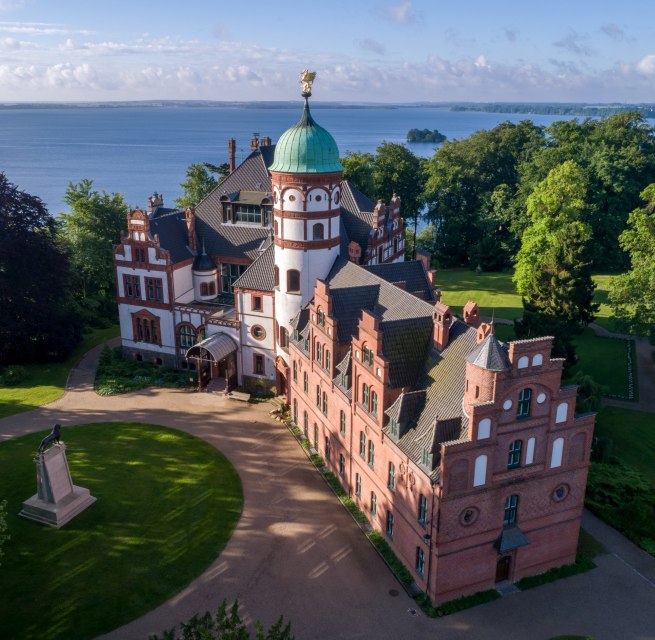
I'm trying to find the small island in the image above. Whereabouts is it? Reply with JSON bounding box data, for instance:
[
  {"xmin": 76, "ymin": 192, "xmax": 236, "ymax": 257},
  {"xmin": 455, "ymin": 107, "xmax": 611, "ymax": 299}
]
[{"xmin": 407, "ymin": 128, "xmax": 447, "ymax": 143}]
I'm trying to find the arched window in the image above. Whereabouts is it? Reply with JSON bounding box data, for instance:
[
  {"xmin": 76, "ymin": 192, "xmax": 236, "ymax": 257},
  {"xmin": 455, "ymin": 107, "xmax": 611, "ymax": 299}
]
[
  {"xmin": 370, "ymin": 390, "xmax": 378, "ymax": 415},
  {"xmin": 556, "ymin": 402, "xmax": 568, "ymax": 424},
  {"xmin": 551, "ymin": 437, "xmax": 564, "ymax": 468},
  {"xmin": 473, "ymin": 454, "xmax": 487, "ymax": 487},
  {"xmin": 362, "ymin": 383, "xmax": 369, "ymax": 407},
  {"xmin": 312, "ymin": 223, "xmax": 324, "ymax": 240},
  {"xmin": 325, "ymin": 350, "xmax": 331, "ymax": 372},
  {"xmin": 287, "ymin": 269, "xmax": 300, "ymax": 292},
  {"xmin": 526, "ymin": 437, "xmax": 536, "ymax": 464},
  {"xmin": 178, "ymin": 324, "xmax": 196, "ymax": 350},
  {"xmin": 504, "ymin": 495, "xmax": 519, "ymax": 527},
  {"xmin": 316, "ymin": 342, "xmax": 323, "ymax": 365},
  {"xmin": 340, "ymin": 410, "xmax": 346, "ymax": 436},
  {"xmin": 532, "ymin": 353, "xmax": 543, "ymax": 366},
  {"xmin": 388, "ymin": 462, "xmax": 396, "ymax": 491},
  {"xmin": 293, "ymin": 399, "xmax": 298, "ymax": 424},
  {"xmin": 208, "ymin": 281, "xmax": 216, "ymax": 296},
  {"xmin": 322, "ymin": 391, "xmax": 328, "ymax": 416},
  {"xmin": 478, "ymin": 418, "xmax": 491, "ymax": 440},
  {"xmin": 274, "ymin": 265, "xmax": 279, "ymax": 288},
  {"xmin": 303, "ymin": 371, "xmax": 308, "ymax": 393},
  {"xmin": 292, "ymin": 360, "xmax": 297, "ymax": 383},
  {"xmin": 508, "ymin": 440, "xmax": 523, "ymax": 469},
  {"xmin": 518, "ymin": 355, "xmax": 529, "ymax": 369},
  {"xmin": 303, "ymin": 411, "xmax": 308, "ymax": 438},
  {"xmin": 200, "ymin": 282, "xmax": 208, "ymax": 296},
  {"xmin": 317, "ymin": 307, "xmax": 325, "ymax": 327},
  {"xmin": 316, "ymin": 385, "xmax": 321, "ymax": 408},
  {"xmin": 517, "ymin": 388, "xmax": 532, "ymax": 419}
]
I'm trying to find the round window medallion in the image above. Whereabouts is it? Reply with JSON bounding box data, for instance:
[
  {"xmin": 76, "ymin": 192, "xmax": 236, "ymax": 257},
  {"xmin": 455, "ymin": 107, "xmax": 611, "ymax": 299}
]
[
  {"xmin": 503, "ymin": 399, "xmax": 513, "ymax": 411},
  {"xmin": 537, "ymin": 392, "xmax": 546, "ymax": 404},
  {"xmin": 315, "ymin": 195, "xmax": 322, "ymax": 202},
  {"xmin": 251, "ymin": 325, "xmax": 266, "ymax": 341},
  {"xmin": 459, "ymin": 506, "xmax": 480, "ymax": 526},
  {"xmin": 288, "ymin": 194, "xmax": 296, "ymax": 202},
  {"xmin": 552, "ymin": 484, "xmax": 570, "ymax": 502}
]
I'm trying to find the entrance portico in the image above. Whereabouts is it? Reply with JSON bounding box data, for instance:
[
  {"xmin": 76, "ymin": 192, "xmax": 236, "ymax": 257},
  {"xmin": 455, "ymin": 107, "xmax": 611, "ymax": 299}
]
[{"xmin": 186, "ymin": 332, "xmax": 239, "ymax": 392}]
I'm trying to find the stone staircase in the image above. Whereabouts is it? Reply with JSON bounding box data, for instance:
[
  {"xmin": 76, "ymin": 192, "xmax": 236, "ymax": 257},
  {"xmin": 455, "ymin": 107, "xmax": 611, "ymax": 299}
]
[{"xmin": 203, "ymin": 378, "xmax": 227, "ymax": 394}]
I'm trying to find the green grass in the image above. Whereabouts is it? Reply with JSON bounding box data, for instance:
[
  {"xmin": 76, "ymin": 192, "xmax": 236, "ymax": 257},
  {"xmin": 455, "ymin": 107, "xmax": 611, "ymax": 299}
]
[
  {"xmin": 0, "ymin": 325, "xmax": 119, "ymax": 419},
  {"xmin": 594, "ymin": 407, "xmax": 655, "ymax": 488},
  {"xmin": 0, "ymin": 422, "xmax": 243, "ymax": 640}
]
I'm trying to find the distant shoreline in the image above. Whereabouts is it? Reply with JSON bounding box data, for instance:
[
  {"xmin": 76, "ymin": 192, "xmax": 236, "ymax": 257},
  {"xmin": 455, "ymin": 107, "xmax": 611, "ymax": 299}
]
[{"xmin": 0, "ymin": 100, "xmax": 653, "ymax": 118}]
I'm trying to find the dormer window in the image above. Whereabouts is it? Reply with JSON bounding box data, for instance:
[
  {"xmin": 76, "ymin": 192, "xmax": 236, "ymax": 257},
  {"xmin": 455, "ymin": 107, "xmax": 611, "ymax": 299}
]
[{"xmin": 422, "ymin": 448, "xmax": 430, "ymax": 467}]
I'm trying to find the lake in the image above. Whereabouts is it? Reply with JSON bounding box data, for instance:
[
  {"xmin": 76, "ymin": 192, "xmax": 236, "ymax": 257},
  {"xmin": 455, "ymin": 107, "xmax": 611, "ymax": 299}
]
[{"xmin": 0, "ymin": 104, "xmax": 649, "ymax": 213}]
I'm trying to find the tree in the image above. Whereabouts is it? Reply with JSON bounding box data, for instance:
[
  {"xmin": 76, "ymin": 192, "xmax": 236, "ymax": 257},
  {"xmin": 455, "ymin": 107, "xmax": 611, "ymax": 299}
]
[
  {"xmin": 0, "ymin": 174, "xmax": 82, "ymax": 363},
  {"xmin": 203, "ymin": 162, "xmax": 231, "ymax": 181},
  {"xmin": 175, "ymin": 163, "xmax": 219, "ymax": 209},
  {"xmin": 513, "ymin": 161, "xmax": 598, "ymax": 365},
  {"xmin": 340, "ymin": 151, "xmax": 375, "ymax": 197},
  {"xmin": 372, "ymin": 143, "xmax": 425, "ymax": 259},
  {"xmin": 609, "ymin": 183, "xmax": 655, "ymax": 338},
  {"xmin": 59, "ymin": 179, "xmax": 127, "ymax": 325}
]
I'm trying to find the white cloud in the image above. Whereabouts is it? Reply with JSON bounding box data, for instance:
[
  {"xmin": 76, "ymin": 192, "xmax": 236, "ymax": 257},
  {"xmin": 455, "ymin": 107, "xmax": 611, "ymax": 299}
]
[
  {"xmin": 0, "ymin": 21, "xmax": 93, "ymax": 36},
  {"xmin": 358, "ymin": 38, "xmax": 386, "ymax": 55},
  {"xmin": 636, "ymin": 54, "xmax": 655, "ymax": 76},
  {"xmin": 384, "ymin": 1, "xmax": 419, "ymax": 25}
]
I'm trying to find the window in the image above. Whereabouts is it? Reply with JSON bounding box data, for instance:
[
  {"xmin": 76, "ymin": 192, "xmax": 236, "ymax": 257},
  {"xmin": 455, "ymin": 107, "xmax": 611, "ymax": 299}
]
[
  {"xmin": 133, "ymin": 313, "xmax": 160, "ymax": 345},
  {"xmin": 388, "ymin": 462, "xmax": 396, "ymax": 491},
  {"xmin": 287, "ymin": 269, "xmax": 300, "ymax": 293},
  {"xmin": 370, "ymin": 391, "xmax": 378, "ymax": 416},
  {"xmin": 362, "ymin": 345, "xmax": 374, "ymax": 367},
  {"xmin": 314, "ymin": 423, "xmax": 319, "ymax": 450},
  {"xmin": 508, "ymin": 440, "xmax": 523, "ymax": 469},
  {"xmin": 292, "ymin": 360, "xmax": 297, "ymax": 383},
  {"xmin": 221, "ymin": 263, "xmax": 246, "ymax": 294},
  {"xmin": 254, "ymin": 354, "xmax": 264, "ymax": 375},
  {"xmin": 303, "ymin": 411, "xmax": 308, "ymax": 438},
  {"xmin": 293, "ymin": 399, "xmax": 298, "ymax": 424},
  {"xmin": 517, "ymin": 388, "xmax": 532, "ymax": 419},
  {"xmin": 208, "ymin": 281, "xmax": 216, "ymax": 296},
  {"xmin": 386, "ymin": 511, "xmax": 394, "ymax": 538},
  {"xmin": 178, "ymin": 325, "xmax": 195, "ymax": 350},
  {"xmin": 322, "ymin": 391, "xmax": 328, "ymax": 417},
  {"xmin": 390, "ymin": 419, "xmax": 399, "ymax": 438},
  {"xmin": 252, "ymin": 295, "xmax": 262, "ymax": 311},
  {"xmin": 504, "ymin": 494, "xmax": 519, "ymax": 527},
  {"xmin": 359, "ymin": 432, "xmax": 366, "ymax": 459},
  {"xmin": 421, "ymin": 448, "xmax": 430, "ymax": 468},
  {"xmin": 325, "ymin": 350, "xmax": 331, "ymax": 372},
  {"xmin": 418, "ymin": 494, "xmax": 428, "ymax": 526},
  {"xmin": 478, "ymin": 418, "xmax": 491, "ymax": 440},
  {"xmin": 317, "ymin": 308, "xmax": 325, "ymax": 327},
  {"xmin": 274, "ymin": 266, "xmax": 279, "ymax": 288},
  {"xmin": 303, "ymin": 336, "xmax": 310, "ymax": 352},
  {"xmin": 340, "ymin": 410, "xmax": 346, "ymax": 436},
  {"xmin": 362, "ymin": 383, "xmax": 369, "ymax": 407},
  {"xmin": 526, "ymin": 437, "xmax": 536, "ymax": 465},
  {"xmin": 371, "ymin": 492, "xmax": 377, "ymax": 517},
  {"xmin": 473, "ymin": 454, "xmax": 487, "ymax": 487},
  {"xmin": 355, "ymin": 473, "xmax": 361, "ymax": 497},
  {"xmin": 200, "ymin": 282, "xmax": 208, "ymax": 296},
  {"xmin": 340, "ymin": 454, "xmax": 346, "ymax": 477},
  {"xmin": 316, "ymin": 342, "xmax": 323, "ymax": 366},
  {"xmin": 556, "ymin": 402, "xmax": 568, "ymax": 424},
  {"xmin": 368, "ymin": 441, "xmax": 375, "ymax": 469},
  {"xmin": 316, "ymin": 385, "xmax": 321, "ymax": 408},
  {"xmin": 551, "ymin": 437, "xmax": 564, "ymax": 468},
  {"xmin": 124, "ymin": 274, "xmax": 141, "ymax": 299},
  {"xmin": 325, "ymin": 437, "xmax": 331, "ymax": 461},
  {"xmin": 416, "ymin": 547, "xmax": 425, "ymax": 578},
  {"xmin": 234, "ymin": 203, "xmax": 262, "ymax": 224},
  {"xmin": 279, "ymin": 326, "xmax": 289, "ymax": 349},
  {"xmin": 312, "ymin": 223, "xmax": 324, "ymax": 240},
  {"xmin": 303, "ymin": 372, "xmax": 308, "ymax": 394}
]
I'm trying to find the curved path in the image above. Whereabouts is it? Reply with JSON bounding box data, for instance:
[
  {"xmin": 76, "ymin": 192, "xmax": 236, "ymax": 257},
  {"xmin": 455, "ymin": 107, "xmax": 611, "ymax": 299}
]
[{"xmin": 1, "ymin": 344, "xmax": 654, "ymax": 640}]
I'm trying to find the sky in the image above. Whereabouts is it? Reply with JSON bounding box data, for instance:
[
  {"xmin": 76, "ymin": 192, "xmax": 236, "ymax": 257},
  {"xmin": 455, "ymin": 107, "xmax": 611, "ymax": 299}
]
[{"xmin": 0, "ymin": 0, "xmax": 654, "ymax": 103}]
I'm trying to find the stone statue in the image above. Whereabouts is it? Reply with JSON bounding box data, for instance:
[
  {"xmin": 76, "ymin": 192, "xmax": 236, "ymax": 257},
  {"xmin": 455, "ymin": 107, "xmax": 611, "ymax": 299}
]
[
  {"xmin": 299, "ymin": 69, "xmax": 317, "ymax": 97},
  {"xmin": 38, "ymin": 423, "xmax": 62, "ymax": 453}
]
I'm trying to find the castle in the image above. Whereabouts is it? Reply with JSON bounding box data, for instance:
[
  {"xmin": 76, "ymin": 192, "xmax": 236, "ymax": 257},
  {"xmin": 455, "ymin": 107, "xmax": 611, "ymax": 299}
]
[{"xmin": 113, "ymin": 79, "xmax": 594, "ymax": 604}]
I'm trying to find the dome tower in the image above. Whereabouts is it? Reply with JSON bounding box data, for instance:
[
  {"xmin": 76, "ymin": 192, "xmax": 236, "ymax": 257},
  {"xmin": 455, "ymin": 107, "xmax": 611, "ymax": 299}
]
[{"xmin": 270, "ymin": 71, "xmax": 343, "ymax": 365}]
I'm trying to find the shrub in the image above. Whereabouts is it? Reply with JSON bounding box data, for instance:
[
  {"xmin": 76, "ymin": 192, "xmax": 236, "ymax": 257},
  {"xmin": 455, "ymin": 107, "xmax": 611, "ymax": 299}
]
[
  {"xmin": 516, "ymin": 554, "xmax": 595, "ymax": 590},
  {"xmin": 366, "ymin": 529, "xmax": 413, "ymax": 584},
  {"xmin": 416, "ymin": 589, "xmax": 501, "ymax": 617},
  {"xmin": 1, "ymin": 365, "xmax": 29, "ymax": 385}
]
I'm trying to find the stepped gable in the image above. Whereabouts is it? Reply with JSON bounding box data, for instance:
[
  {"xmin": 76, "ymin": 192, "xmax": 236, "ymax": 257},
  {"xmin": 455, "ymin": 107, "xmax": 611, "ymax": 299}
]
[
  {"xmin": 339, "ymin": 181, "xmax": 376, "ymax": 252},
  {"xmin": 324, "ymin": 257, "xmax": 435, "ymax": 388},
  {"xmin": 466, "ymin": 333, "xmax": 511, "ymax": 371},
  {"xmin": 148, "ymin": 209, "xmax": 193, "ymax": 264},
  {"xmin": 384, "ymin": 319, "xmax": 478, "ymax": 481},
  {"xmin": 364, "ymin": 260, "xmax": 436, "ymax": 302},
  {"xmin": 232, "ymin": 243, "xmax": 275, "ymax": 291}
]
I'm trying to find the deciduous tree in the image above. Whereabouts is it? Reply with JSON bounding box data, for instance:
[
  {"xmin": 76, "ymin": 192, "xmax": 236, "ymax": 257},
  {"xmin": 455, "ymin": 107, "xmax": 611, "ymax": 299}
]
[
  {"xmin": 175, "ymin": 163, "xmax": 218, "ymax": 209},
  {"xmin": 340, "ymin": 150, "xmax": 375, "ymax": 197}
]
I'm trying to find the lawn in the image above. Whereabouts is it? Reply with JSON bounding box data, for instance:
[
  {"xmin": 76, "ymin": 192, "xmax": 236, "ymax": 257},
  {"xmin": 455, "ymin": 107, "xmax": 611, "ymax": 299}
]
[
  {"xmin": 0, "ymin": 422, "xmax": 243, "ymax": 640},
  {"xmin": 593, "ymin": 407, "xmax": 655, "ymax": 488},
  {"xmin": 0, "ymin": 325, "xmax": 119, "ymax": 419}
]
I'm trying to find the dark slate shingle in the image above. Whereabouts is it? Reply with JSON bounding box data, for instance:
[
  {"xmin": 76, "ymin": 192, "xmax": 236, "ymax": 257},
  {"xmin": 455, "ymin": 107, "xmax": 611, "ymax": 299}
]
[{"xmin": 232, "ymin": 243, "xmax": 275, "ymax": 291}]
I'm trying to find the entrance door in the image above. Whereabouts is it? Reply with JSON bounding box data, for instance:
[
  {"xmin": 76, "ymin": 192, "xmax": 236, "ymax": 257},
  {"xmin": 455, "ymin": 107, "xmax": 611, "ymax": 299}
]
[{"xmin": 495, "ymin": 556, "xmax": 511, "ymax": 582}]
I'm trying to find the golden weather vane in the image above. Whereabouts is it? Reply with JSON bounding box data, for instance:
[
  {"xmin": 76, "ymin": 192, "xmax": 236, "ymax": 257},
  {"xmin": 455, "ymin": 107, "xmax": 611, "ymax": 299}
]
[{"xmin": 299, "ymin": 69, "xmax": 317, "ymax": 97}]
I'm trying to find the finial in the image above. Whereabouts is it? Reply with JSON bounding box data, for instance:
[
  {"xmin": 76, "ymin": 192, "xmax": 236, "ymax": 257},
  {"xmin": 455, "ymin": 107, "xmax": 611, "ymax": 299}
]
[{"xmin": 299, "ymin": 69, "xmax": 317, "ymax": 98}]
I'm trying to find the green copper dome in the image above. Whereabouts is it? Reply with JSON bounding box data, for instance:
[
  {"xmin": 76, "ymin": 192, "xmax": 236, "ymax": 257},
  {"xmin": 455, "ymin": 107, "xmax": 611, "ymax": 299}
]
[{"xmin": 269, "ymin": 99, "xmax": 343, "ymax": 174}]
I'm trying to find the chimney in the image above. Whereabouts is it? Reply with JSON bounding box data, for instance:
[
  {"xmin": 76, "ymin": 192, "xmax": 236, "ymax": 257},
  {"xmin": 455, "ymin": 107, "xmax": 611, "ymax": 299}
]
[
  {"xmin": 228, "ymin": 138, "xmax": 236, "ymax": 174},
  {"xmin": 476, "ymin": 323, "xmax": 494, "ymax": 344},
  {"xmin": 348, "ymin": 241, "xmax": 362, "ymax": 264},
  {"xmin": 416, "ymin": 249, "xmax": 431, "ymax": 271},
  {"xmin": 432, "ymin": 301, "xmax": 452, "ymax": 351},
  {"xmin": 463, "ymin": 301, "xmax": 481, "ymax": 328},
  {"xmin": 427, "ymin": 269, "xmax": 437, "ymax": 286},
  {"xmin": 185, "ymin": 207, "xmax": 197, "ymax": 252},
  {"xmin": 260, "ymin": 136, "xmax": 272, "ymax": 147},
  {"xmin": 147, "ymin": 192, "xmax": 163, "ymax": 215},
  {"xmin": 250, "ymin": 133, "xmax": 260, "ymax": 152},
  {"xmin": 374, "ymin": 200, "xmax": 386, "ymax": 228}
]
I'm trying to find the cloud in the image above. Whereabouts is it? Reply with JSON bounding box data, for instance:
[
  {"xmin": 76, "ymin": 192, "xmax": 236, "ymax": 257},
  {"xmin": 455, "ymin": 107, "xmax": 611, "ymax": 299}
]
[
  {"xmin": 384, "ymin": 1, "xmax": 419, "ymax": 25},
  {"xmin": 503, "ymin": 28, "xmax": 519, "ymax": 42},
  {"xmin": 553, "ymin": 30, "xmax": 594, "ymax": 57},
  {"xmin": 0, "ymin": 21, "xmax": 93, "ymax": 36},
  {"xmin": 636, "ymin": 54, "xmax": 655, "ymax": 76},
  {"xmin": 600, "ymin": 23, "xmax": 634, "ymax": 42},
  {"xmin": 358, "ymin": 38, "xmax": 385, "ymax": 55}
]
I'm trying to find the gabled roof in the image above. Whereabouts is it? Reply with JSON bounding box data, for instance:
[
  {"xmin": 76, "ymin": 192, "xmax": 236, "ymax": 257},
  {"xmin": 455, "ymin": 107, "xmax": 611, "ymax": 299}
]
[
  {"xmin": 195, "ymin": 217, "xmax": 271, "ymax": 261},
  {"xmin": 148, "ymin": 209, "xmax": 193, "ymax": 264},
  {"xmin": 232, "ymin": 243, "xmax": 275, "ymax": 292},
  {"xmin": 363, "ymin": 261, "xmax": 436, "ymax": 302},
  {"xmin": 465, "ymin": 333, "xmax": 511, "ymax": 371},
  {"xmin": 339, "ymin": 181, "xmax": 376, "ymax": 252}
]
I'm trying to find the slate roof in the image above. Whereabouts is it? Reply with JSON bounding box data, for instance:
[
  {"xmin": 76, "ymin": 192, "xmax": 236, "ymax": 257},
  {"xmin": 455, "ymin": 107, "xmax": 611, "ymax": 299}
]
[
  {"xmin": 364, "ymin": 261, "xmax": 436, "ymax": 302},
  {"xmin": 384, "ymin": 320, "xmax": 479, "ymax": 481},
  {"xmin": 148, "ymin": 209, "xmax": 193, "ymax": 264},
  {"xmin": 324, "ymin": 257, "xmax": 435, "ymax": 388},
  {"xmin": 339, "ymin": 181, "xmax": 376, "ymax": 252},
  {"xmin": 233, "ymin": 243, "xmax": 275, "ymax": 292},
  {"xmin": 465, "ymin": 333, "xmax": 511, "ymax": 371},
  {"xmin": 333, "ymin": 350, "xmax": 352, "ymax": 399}
]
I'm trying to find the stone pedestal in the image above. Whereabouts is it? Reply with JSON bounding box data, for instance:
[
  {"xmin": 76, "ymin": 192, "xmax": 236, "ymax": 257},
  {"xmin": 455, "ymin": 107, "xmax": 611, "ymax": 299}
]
[{"xmin": 20, "ymin": 443, "xmax": 96, "ymax": 528}]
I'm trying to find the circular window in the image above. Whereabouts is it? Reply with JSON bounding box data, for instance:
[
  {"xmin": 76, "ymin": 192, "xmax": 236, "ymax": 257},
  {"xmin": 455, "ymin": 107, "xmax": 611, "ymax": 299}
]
[
  {"xmin": 552, "ymin": 484, "xmax": 570, "ymax": 502},
  {"xmin": 503, "ymin": 399, "xmax": 513, "ymax": 411},
  {"xmin": 334, "ymin": 191, "xmax": 340, "ymax": 205},
  {"xmin": 537, "ymin": 392, "xmax": 546, "ymax": 404},
  {"xmin": 459, "ymin": 506, "xmax": 479, "ymax": 526},
  {"xmin": 288, "ymin": 194, "xmax": 296, "ymax": 202},
  {"xmin": 315, "ymin": 194, "xmax": 322, "ymax": 202},
  {"xmin": 251, "ymin": 325, "xmax": 266, "ymax": 341}
]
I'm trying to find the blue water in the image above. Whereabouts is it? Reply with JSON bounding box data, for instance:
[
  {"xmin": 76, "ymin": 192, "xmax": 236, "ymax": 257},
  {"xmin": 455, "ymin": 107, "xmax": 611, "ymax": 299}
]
[{"xmin": 0, "ymin": 105, "xmax": 647, "ymax": 213}]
